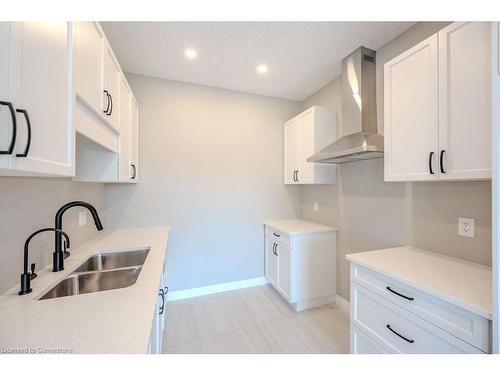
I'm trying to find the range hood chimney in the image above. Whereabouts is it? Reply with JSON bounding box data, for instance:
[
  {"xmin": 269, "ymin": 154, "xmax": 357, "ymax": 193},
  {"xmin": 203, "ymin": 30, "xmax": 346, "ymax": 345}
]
[{"xmin": 308, "ymin": 46, "xmax": 383, "ymax": 164}]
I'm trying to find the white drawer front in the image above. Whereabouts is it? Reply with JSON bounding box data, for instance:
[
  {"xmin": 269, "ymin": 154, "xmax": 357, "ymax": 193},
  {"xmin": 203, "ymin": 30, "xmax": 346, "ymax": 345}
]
[
  {"xmin": 351, "ymin": 324, "xmax": 389, "ymax": 354},
  {"xmin": 351, "ymin": 283, "xmax": 482, "ymax": 354},
  {"xmin": 351, "ymin": 264, "xmax": 490, "ymax": 352},
  {"xmin": 265, "ymin": 226, "xmax": 291, "ymax": 247}
]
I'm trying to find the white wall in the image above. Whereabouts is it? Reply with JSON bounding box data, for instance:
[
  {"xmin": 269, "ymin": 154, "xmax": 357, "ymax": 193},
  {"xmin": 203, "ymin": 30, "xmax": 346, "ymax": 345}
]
[
  {"xmin": 106, "ymin": 74, "xmax": 302, "ymax": 291},
  {"xmin": 0, "ymin": 178, "xmax": 106, "ymax": 293},
  {"xmin": 301, "ymin": 22, "xmax": 492, "ymax": 301}
]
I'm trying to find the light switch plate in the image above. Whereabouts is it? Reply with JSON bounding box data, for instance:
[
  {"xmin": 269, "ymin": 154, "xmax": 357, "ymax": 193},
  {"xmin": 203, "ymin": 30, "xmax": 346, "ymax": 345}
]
[
  {"xmin": 458, "ymin": 217, "xmax": 475, "ymax": 238},
  {"xmin": 79, "ymin": 211, "xmax": 88, "ymax": 227}
]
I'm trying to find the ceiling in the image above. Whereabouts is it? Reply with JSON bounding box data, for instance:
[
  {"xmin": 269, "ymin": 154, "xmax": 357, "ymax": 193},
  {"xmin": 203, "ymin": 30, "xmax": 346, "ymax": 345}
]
[{"xmin": 101, "ymin": 22, "xmax": 415, "ymax": 101}]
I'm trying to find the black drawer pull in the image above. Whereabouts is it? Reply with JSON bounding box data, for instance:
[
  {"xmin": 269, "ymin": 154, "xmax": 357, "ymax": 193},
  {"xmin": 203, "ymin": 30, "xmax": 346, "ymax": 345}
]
[
  {"xmin": 0, "ymin": 101, "xmax": 17, "ymax": 155},
  {"xmin": 15, "ymin": 109, "xmax": 31, "ymax": 157},
  {"xmin": 428, "ymin": 152, "xmax": 434, "ymax": 175},
  {"xmin": 108, "ymin": 93, "xmax": 113, "ymax": 116},
  {"xmin": 386, "ymin": 286, "xmax": 414, "ymax": 301},
  {"xmin": 273, "ymin": 232, "xmax": 280, "ymax": 237},
  {"xmin": 159, "ymin": 289, "xmax": 165, "ymax": 315},
  {"xmin": 131, "ymin": 164, "xmax": 136, "ymax": 179},
  {"xmin": 439, "ymin": 150, "xmax": 446, "ymax": 174},
  {"xmin": 103, "ymin": 90, "xmax": 110, "ymax": 114},
  {"xmin": 386, "ymin": 324, "xmax": 414, "ymax": 343}
]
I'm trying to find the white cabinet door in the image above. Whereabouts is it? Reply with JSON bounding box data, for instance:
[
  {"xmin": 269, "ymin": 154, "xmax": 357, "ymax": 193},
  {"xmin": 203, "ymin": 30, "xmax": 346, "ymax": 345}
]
[
  {"xmin": 284, "ymin": 118, "xmax": 299, "ymax": 184},
  {"xmin": 102, "ymin": 44, "xmax": 121, "ymax": 131},
  {"xmin": 265, "ymin": 235, "xmax": 278, "ymax": 286},
  {"xmin": 438, "ymin": 22, "xmax": 492, "ymax": 180},
  {"xmin": 10, "ymin": 22, "xmax": 73, "ymax": 176},
  {"xmin": 130, "ymin": 97, "xmax": 139, "ymax": 181},
  {"xmin": 298, "ymin": 110, "xmax": 315, "ymax": 183},
  {"xmin": 384, "ymin": 34, "xmax": 439, "ymax": 181},
  {"xmin": 0, "ymin": 22, "xmax": 13, "ymax": 170},
  {"xmin": 277, "ymin": 242, "xmax": 292, "ymax": 302},
  {"xmin": 119, "ymin": 74, "xmax": 132, "ymax": 180},
  {"xmin": 74, "ymin": 22, "xmax": 103, "ymax": 113}
]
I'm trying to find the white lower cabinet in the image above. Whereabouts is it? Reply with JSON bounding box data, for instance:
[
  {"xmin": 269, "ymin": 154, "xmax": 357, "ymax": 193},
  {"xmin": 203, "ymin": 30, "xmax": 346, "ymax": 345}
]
[
  {"xmin": 349, "ymin": 263, "xmax": 490, "ymax": 354},
  {"xmin": 148, "ymin": 258, "xmax": 168, "ymax": 354},
  {"xmin": 264, "ymin": 220, "xmax": 337, "ymax": 311}
]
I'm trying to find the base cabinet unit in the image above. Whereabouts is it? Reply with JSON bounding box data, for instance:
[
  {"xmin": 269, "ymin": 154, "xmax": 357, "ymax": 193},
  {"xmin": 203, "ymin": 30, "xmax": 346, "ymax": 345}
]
[
  {"xmin": 148, "ymin": 256, "xmax": 168, "ymax": 354},
  {"xmin": 384, "ymin": 22, "xmax": 492, "ymax": 182},
  {"xmin": 284, "ymin": 106, "xmax": 337, "ymax": 185},
  {"xmin": 347, "ymin": 247, "xmax": 492, "ymax": 354},
  {"xmin": 0, "ymin": 22, "xmax": 73, "ymax": 177},
  {"xmin": 263, "ymin": 219, "xmax": 337, "ymax": 311}
]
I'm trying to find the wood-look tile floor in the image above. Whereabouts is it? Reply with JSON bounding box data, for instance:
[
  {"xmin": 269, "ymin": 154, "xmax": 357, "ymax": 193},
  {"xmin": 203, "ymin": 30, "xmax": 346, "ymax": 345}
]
[{"xmin": 162, "ymin": 285, "xmax": 350, "ymax": 354}]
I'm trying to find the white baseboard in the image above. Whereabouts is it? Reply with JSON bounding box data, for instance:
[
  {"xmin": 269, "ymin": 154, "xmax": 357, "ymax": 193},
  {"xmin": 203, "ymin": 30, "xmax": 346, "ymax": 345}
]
[
  {"xmin": 334, "ymin": 294, "xmax": 350, "ymax": 313},
  {"xmin": 294, "ymin": 294, "xmax": 337, "ymax": 311},
  {"xmin": 166, "ymin": 277, "xmax": 269, "ymax": 302}
]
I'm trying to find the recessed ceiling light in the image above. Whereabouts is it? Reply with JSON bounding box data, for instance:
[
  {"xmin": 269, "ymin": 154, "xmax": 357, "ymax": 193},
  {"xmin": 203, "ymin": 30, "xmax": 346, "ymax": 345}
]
[
  {"xmin": 185, "ymin": 48, "xmax": 197, "ymax": 59},
  {"xmin": 256, "ymin": 64, "xmax": 268, "ymax": 74}
]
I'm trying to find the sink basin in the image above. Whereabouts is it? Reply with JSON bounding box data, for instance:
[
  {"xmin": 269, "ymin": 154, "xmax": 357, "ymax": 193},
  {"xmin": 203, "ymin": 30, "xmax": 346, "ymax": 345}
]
[
  {"xmin": 39, "ymin": 266, "xmax": 142, "ymax": 300},
  {"xmin": 74, "ymin": 248, "xmax": 150, "ymax": 273}
]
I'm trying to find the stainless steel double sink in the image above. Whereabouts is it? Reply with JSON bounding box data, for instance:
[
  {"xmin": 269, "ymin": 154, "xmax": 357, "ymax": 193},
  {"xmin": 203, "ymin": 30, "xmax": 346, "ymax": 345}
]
[{"xmin": 39, "ymin": 248, "xmax": 150, "ymax": 300}]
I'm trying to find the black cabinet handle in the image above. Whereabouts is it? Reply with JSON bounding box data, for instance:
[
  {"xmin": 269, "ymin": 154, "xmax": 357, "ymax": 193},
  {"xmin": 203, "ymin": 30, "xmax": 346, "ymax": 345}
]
[
  {"xmin": 108, "ymin": 93, "xmax": 113, "ymax": 116},
  {"xmin": 386, "ymin": 324, "xmax": 414, "ymax": 343},
  {"xmin": 428, "ymin": 152, "xmax": 434, "ymax": 175},
  {"xmin": 159, "ymin": 289, "xmax": 165, "ymax": 315},
  {"xmin": 131, "ymin": 164, "xmax": 136, "ymax": 179},
  {"xmin": 0, "ymin": 101, "xmax": 17, "ymax": 155},
  {"xmin": 386, "ymin": 286, "xmax": 414, "ymax": 301},
  {"xmin": 296, "ymin": 170, "xmax": 299, "ymax": 182},
  {"xmin": 273, "ymin": 232, "xmax": 280, "ymax": 237},
  {"xmin": 292, "ymin": 170, "xmax": 296, "ymax": 182},
  {"xmin": 439, "ymin": 150, "xmax": 446, "ymax": 174},
  {"xmin": 272, "ymin": 243, "xmax": 276, "ymax": 255},
  {"xmin": 274, "ymin": 243, "xmax": 278, "ymax": 256},
  {"xmin": 103, "ymin": 90, "xmax": 110, "ymax": 114},
  {"xmin": 15, "ymin": 109, "xmax": 31, "ymax": 157}
]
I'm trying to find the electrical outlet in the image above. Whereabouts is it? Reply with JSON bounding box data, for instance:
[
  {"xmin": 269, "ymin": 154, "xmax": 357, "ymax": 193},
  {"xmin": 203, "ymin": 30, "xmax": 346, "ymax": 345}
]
[
  {"xmin": 458, "ymin": 217, "xmax": 475, "ymax": 238},
  {"xmin": 79, "ymin": 211, "xmax": 88, "ymax": 227},
  {"xmin": 313, "ymin": 201, "xmax": 318, "ymax": 212}
]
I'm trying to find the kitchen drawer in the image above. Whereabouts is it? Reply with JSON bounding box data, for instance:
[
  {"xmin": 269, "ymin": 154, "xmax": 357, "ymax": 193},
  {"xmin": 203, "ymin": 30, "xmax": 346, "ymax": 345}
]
[
  {"xmin": 351, "ymin": 323, "xmax": 389, "ymax": 354},
  {"xmin": 265, "ymin": 226, "xmax": 291, "ymax": 247},
  {"xmin": 351, "ymin": 282, "xmax": 483, "ymax": 353},
  {"xmin": 351, "ymin": 264, "xmax": 490, "ymax": 352}
]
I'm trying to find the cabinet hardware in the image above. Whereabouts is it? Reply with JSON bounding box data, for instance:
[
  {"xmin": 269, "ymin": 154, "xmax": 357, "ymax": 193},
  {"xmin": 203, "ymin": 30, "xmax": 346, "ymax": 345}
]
[
  {"xmin": 292, "ymin": 170, "xmax": 297, "ymax": 182},
  {"xmin": 159, "ymin": 289, "xmax": 165, "ymax": 315},
  {"xmin": 131, "ymin": 164, "xmax": 136, "ymax": 179},
  {"xmin": 108, "ymin": 93, "xmax": 113, "ymax": 116},
  {"xmin": 103, "ymin": 90, "xmax": 110, "ymax": 114},
  {"xmin": 296, "ymin": 170, "xmax": 299, "ymax": 182},
  {"xmin": 428, "ymin": 152, "xmax": 435, "ymax": 175},
  {"xmin": 0, "ymin": 101, "xmax": 17, "ymax": 155},
  {"xmin": 273, "ymin": 232, "xmax": 280, "ymax": 237},
  {"xmin": 386, "ymin": 286, "xmax": 414, "ymax": 301},
  {"xmin": 439, "ymin": 150, "xmax": 446, "ymax": 174},
  {"xmin": 386, "ymin": 324, "xmax": 414, "ymax": 343},
  {"xmin": 15, "ymin": 109, "xmax": 31, "ymax": 157},
  {"xmin": 272, "ymin": 243, "xmax": 276, "ymax": 255}
]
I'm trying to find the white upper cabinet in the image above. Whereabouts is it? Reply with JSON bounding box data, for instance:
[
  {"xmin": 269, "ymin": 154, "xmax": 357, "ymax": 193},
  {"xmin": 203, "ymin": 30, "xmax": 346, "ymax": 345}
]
[
  {"xmin": 130, "ymin": 96, "xmax": 139, "ymax": 181},
  {"xmin": 438, "ymin": 22, "xmax": 492, "ymax": 180},
  {"xmin": 118, "ymin": 74, "xmax": 138, "ymax": 182},
  {"xmin": 385, "ymin": 22, "xmax": 492, "ymax": 182},
  {"xmin": 0, "ymin": 22, "xmax": 73, "ymax": 177},
  {"xmin": 0, "ymin": 22, "xmax": 13, "ymax": 171},
  {"xmin": 284, "ymin": 106, "xmax": 337, "ymax": 184},
  {"xmin": 102, "ymin": 43, "xmax": 121, "ymax": 132},
  {"xmin": 74, "ymin": 22, "xmax": 103, "ymax": 113}
]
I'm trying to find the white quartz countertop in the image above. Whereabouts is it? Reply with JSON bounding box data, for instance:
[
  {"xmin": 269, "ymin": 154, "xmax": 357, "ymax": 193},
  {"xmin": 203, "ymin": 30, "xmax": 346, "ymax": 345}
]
[
  {"xmin": 346, "ymin": 246, "xmax": 492, "ymax": 320},
  {"xmin": 263, "ymin": 219, "xmax": 338, "ymax": 234},
  {"xmin": 0, "ymin": 227, "xmax": 169, "ymax": 354}
]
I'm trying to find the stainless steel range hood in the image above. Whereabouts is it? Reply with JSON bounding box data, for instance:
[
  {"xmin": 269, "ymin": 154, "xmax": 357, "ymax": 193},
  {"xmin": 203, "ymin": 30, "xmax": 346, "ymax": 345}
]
[{"xmin": 308, "ymin": 46, "xmax": 383, "ymax": 164}]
